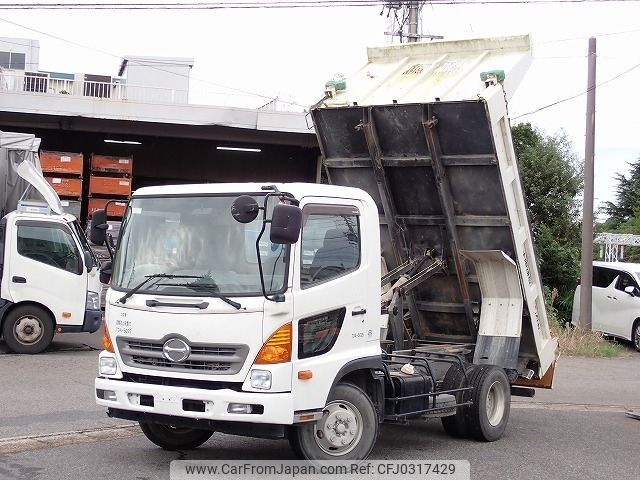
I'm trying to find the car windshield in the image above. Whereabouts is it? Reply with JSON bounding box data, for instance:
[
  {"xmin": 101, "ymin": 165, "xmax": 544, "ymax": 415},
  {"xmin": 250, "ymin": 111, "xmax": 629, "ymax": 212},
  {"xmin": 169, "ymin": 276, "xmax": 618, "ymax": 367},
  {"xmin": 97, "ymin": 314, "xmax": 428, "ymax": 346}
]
[{"xmin": 111, "ymin": 195, "xmax": 289, "ymax": 296}]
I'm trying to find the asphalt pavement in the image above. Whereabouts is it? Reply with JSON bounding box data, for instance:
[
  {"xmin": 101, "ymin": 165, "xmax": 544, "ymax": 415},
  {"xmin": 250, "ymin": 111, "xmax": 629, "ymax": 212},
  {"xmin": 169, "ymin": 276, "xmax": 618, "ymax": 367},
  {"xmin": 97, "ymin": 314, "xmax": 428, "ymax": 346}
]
[{"xmin": 1, "ymin": 331, "xmax": 639, "ymax": 480}]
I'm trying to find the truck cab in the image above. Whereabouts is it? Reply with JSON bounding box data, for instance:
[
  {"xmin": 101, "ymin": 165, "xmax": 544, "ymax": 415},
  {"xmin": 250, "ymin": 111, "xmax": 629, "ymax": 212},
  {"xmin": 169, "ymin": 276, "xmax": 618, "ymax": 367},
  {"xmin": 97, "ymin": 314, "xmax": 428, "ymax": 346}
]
[{"xmin": 0, "ymin": 132, "xmax": 102, "ymax": 353}]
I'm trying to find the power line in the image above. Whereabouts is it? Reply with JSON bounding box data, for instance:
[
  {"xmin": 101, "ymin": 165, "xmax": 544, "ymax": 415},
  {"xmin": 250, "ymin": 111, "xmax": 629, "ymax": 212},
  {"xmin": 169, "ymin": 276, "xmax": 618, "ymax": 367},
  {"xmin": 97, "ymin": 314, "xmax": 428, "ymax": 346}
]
[
  {"xmin": 513, "ymin": 59, "xmax": 640, "ymax": 119},
  {"xmin": 0, "ymin": 0, "xmax": 639, "ymax": 9}
]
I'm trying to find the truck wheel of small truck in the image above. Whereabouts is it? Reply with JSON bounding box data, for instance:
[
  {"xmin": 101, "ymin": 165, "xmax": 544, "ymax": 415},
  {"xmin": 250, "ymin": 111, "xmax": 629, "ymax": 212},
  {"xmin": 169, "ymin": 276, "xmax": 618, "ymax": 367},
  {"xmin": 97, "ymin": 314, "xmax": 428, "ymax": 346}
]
[
  {"xmin": 289, "ymin": 383, "xmax": 378, "ymax": 460},
  {"xmin": 1, "ymin": 305, "xmax": 54, "ymax": 354},
  {"xmin": 139, "ymin": 422, "xmax": 214, "ymax": 450},
  {"xmin": 466, "ymin": 365, "xmax": 511, "ymax": 442},
  {"xmin": 440, "ymin": 363, "xmax": 476, "ymax": 438}
]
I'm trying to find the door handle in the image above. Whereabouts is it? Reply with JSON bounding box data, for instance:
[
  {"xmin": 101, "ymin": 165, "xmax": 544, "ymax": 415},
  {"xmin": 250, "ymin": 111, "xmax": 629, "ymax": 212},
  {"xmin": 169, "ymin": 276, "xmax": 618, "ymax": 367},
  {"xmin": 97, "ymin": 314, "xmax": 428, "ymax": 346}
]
[
  {"xmin": 12, "ymin": 276, "xmax": 26, "ymax": 283},
  {"xmin": 352, "ymin": 308, "xmax": 367, "ymax": 316},
  {"xmin": 606, "ymin": 295, "xmax": 618, "ymax": 300}
]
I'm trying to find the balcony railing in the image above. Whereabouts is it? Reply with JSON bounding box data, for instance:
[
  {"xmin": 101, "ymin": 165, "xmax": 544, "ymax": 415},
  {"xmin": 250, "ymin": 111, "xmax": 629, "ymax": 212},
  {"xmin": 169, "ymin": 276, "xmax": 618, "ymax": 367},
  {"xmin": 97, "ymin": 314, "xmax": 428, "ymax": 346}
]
[{"xmin": 0, "ymin": 68, "xmax": 303, "ymax": 111}]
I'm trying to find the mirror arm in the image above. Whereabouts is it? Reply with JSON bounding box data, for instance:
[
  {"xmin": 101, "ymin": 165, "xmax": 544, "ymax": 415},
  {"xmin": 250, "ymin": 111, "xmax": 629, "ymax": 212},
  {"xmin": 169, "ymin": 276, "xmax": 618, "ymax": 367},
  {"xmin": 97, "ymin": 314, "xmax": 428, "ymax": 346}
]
[
  {"xmin": 106, "ymin": 233, "xmax": 115, "ymax": 262},
  {"xmin": 255, "ymin": 194, "xmax": 286, "ymax": 303}
]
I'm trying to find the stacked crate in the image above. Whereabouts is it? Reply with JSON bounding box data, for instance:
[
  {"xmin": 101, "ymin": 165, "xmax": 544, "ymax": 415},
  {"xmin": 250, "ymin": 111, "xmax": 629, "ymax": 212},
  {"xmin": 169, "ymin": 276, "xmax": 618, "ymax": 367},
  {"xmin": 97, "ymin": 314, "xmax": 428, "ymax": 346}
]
[
  {"xmin": 88, "ymin": 154, "xmax": 133, "ymax": 219},
  {"xmin": 40, "ymin": 150, "xmax": 84, "ymax": 218}
]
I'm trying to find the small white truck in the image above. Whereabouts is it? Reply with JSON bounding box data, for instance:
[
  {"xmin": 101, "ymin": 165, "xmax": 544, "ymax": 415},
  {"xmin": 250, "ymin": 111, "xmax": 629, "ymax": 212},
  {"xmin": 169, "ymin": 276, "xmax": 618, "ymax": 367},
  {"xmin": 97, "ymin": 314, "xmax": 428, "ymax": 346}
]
[
  {"xmin": 0, "ymin": 131, "xmax": 102, "ymax": 353},
  {"xmin": 92, "ymin": 35, "xmax": 558, "ymax": 460}
]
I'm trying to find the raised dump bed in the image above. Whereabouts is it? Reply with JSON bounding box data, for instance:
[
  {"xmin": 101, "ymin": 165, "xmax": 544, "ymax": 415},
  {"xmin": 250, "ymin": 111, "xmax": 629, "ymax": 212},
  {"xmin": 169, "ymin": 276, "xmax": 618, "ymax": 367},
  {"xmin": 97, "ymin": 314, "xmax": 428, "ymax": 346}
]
[{"xmin": 312, "ymin": 35, "xmax": 557, "ymax": 383}]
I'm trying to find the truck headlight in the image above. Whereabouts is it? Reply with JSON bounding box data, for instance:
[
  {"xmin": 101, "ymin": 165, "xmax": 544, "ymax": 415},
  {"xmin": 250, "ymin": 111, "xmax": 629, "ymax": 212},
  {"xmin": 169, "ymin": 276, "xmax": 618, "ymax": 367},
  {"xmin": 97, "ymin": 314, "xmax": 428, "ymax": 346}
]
[
  {"xmin": 86, "ymin": 291, "xmax": 101, "ymax": 311},
  {"xmin": 250, "ymin": 369, "xmax": 272, "ymax": 390},
  {"xmin": 99, "ymin": 356, "xmax": 118, "ymax": 376}
]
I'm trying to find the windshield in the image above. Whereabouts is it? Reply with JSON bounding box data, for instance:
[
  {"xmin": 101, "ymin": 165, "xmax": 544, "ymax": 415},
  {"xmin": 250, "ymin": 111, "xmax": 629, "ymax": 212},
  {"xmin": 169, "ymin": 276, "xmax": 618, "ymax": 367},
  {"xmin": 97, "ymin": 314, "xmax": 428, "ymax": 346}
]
[
  {"xmin": 68, "ymin": 220, "xmax": 98, "ymax": 265},
  {"xmin": 111, "ymin": 195, "xmax": 289, "ymax": 296}
]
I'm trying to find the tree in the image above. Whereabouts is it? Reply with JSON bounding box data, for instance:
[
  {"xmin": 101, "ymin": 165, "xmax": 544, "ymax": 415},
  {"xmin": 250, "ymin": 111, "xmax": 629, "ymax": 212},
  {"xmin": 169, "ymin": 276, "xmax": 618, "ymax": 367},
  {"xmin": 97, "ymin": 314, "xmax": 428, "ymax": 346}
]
[
  {"xmin": 511, "ymin": 123, "xmax": 583, "ymax": 321},
  {"xmin": 601, "ymin": 157, "xmax": 640, "ymax": 230}
]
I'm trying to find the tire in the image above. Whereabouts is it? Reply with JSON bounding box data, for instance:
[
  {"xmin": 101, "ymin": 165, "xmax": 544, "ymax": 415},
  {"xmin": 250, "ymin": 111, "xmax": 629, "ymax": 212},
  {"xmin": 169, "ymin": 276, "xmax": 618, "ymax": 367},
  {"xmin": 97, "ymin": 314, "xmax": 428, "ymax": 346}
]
[
  {"xmin": 440, "ymin": 364, "xmax": 475, "ymax": 438},
  {"xmin": 289, "ymin": 383, "xmax": 378, "ymax": 461},
  {"xmin": 139, "ymin": 422, "xmax": 214, "ymax": 450},
  {"xmin": 466, "ymin": 365, "xmax": 511, "ymax": 442},
  {"xmin": 632, "ymin": 320, "xmax": 640, "ymax": 352},
  {"xmin": 1, "ymin": 305, "xmax": 54, "ymax": 354}
]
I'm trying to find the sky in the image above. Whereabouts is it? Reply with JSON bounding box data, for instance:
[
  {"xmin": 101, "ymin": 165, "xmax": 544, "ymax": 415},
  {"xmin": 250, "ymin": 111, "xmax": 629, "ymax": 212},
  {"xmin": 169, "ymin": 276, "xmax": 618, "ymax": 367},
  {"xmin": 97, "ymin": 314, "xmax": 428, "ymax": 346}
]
[{"xmin": 1, "ymin": 0, "xmax": 639, "ymax": 213}]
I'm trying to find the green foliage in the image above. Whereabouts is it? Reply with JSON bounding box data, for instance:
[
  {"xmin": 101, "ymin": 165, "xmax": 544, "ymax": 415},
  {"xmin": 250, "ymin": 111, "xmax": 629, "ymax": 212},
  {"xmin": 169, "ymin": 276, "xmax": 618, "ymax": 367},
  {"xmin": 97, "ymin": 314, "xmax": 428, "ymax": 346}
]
[
  {"xmin": 599, "ymin": 157, "xmax": 640, "ymax": 260},
  {"xmin": 512, "ymin": 123, "xmax": 583, "ymax": 323},
  {"xmin": 601, "ymin": 157, "xmax": 640, "ymax": 228}
]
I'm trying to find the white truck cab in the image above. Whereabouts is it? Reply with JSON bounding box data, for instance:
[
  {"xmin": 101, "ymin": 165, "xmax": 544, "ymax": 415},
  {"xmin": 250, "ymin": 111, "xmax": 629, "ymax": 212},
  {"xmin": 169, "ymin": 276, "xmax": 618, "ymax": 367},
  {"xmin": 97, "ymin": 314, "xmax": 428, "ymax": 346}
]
[{"xmin": 0, "ymin": 131, "xmax": 102, "ymax": 353}]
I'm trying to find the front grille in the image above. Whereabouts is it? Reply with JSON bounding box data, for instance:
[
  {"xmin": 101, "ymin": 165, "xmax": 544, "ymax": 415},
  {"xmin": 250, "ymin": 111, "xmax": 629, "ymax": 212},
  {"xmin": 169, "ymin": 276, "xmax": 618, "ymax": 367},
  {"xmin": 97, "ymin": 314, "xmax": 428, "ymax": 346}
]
[{"xmin": 117, "ymin": 337, "xmax": 249, "ymax": 375}]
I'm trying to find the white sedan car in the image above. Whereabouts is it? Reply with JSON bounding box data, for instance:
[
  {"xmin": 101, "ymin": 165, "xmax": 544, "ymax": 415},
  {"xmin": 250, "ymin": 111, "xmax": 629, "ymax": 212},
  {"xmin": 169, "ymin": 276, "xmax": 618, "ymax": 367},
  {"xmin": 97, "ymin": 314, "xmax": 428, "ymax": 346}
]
[{"xmin": 572, "ymin": 261, "xmax": 640, "ymax": 351}]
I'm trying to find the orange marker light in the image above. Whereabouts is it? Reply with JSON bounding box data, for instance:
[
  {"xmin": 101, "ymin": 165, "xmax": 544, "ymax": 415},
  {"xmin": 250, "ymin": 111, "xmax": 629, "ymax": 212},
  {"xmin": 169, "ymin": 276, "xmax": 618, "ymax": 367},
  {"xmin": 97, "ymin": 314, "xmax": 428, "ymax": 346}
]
[
  {"xmin": 255, "ymin": 323, "xmax": 292, "ymax": 364},
  {"xmin": 102, "ymin": 320, "xmax": 114, "ymax": 353},
  {"xmin": 62, "ymin": 312, "xmax": 71, "ymax": 318},
  {"xmin": 298, "ymin": 370, "xmax": 313, "ymax": 380}
]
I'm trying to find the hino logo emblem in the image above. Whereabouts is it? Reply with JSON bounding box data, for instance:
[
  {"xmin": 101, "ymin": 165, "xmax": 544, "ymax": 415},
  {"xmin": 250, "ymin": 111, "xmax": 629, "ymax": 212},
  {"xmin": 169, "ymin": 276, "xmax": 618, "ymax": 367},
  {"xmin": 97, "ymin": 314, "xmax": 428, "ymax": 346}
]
[{"xmin": 162, "ymin": 338, "xmax": 191, "ymax": 363}]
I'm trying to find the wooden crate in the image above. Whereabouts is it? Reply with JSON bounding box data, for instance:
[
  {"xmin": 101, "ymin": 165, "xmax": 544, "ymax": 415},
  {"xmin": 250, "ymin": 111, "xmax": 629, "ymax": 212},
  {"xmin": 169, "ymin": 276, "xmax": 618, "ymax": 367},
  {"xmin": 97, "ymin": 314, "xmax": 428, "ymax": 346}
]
[
  {"xmin": 45, "ymin": 176, "xmax": 83, "ymax": 198},
  {"xmin": 89, "ymin": 175, "xmax": 132, "ymax": 197},
  {"xmin": 40, "ymin": 151, "xmax": 84, "ymax": 176},
  {"xmin": 90, "ymin": 154, "xmax": 133, "ymax": 175},
  {"xmin": 88, "ymin": 198, "xmax": 128, "ymax": 218}
]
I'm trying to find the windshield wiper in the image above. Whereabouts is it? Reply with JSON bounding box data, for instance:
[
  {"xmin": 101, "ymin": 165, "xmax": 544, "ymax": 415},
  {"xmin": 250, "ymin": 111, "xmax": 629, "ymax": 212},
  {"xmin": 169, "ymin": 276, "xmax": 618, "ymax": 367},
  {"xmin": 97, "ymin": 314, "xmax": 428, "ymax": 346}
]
[
  {"xmin": 117, "ymin": 273, "xmax": 200, "ymax": 304},
  {"xmin": 161, "ymin": 282, "xmax": 244, "ymax": 310}
]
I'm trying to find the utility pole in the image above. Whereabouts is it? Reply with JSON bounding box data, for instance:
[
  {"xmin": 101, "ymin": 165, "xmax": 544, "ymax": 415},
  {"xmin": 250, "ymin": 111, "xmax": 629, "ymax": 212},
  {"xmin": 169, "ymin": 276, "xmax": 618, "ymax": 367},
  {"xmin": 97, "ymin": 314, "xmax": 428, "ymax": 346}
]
[
  {"xmin": 407, "ymin": 1, "xmax": 420, "ymax": 42},
  {"xmin": 383, "ymin": 1, "xmax": 443, "ymax": 43},
  {"xmin": 579, "ymin": 37, "xmax": 597, "ymax": 330}
]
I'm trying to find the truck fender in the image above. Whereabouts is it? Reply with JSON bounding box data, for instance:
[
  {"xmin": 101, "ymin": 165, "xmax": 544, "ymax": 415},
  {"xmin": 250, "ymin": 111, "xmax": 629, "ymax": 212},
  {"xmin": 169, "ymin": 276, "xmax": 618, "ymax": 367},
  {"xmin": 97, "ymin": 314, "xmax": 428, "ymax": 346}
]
[
  {"xmin": 326, "ymin": 356, "xmax": 385, "ymax": 422},
  {"xmin": 0, "ymin": 300, "xmax": 56, "ymax": 330}
]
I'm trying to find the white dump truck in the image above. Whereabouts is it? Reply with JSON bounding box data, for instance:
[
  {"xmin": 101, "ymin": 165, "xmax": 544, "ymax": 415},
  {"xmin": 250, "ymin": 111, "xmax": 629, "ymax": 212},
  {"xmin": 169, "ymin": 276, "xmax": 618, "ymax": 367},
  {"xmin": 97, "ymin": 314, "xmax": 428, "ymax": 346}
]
[
  {"xmin": 0, "ymin": 131, "xmax": 101, "ymax": 353},
  {"xmin": 92, "ymin": 35, "xmax": 557, "ymax": 460}
]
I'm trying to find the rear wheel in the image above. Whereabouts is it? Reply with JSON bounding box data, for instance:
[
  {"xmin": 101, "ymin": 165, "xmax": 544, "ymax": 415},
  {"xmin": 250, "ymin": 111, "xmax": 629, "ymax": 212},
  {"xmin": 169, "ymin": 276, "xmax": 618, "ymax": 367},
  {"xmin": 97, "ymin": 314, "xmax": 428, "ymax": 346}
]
[
  {"xmin": 632, "ymin": 320, "xmax": 640, "ymax": 352},
  {"xmin": 1, "ymin": 305, "xmax": 54, "ymax": 354},
  {"xmin": 466, "ymin": 365, "xmax": 511, "ymax": 442},
  {"xmin": 440, "ymin": 364, "xmax": 475, "ymax": 438},
  {"xmin": 139, "ymin": 422, "xmax": 214, "ymax": 450},
  {"xmin": 289, "ymin": 383, "xmax": 378, "ymax": 461}
]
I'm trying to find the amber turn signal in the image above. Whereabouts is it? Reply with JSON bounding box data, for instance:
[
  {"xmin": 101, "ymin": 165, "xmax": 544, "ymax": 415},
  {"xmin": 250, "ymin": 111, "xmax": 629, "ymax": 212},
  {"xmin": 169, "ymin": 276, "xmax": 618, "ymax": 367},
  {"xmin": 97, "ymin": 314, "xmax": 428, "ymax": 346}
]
[
  {"xmin": 255, "ymin": 323, "xmax": 292, "ymax": 364},
  {"xmin": 297, "ymin": 370, "xmax": 313, "ymax": 380},
  {"xmin": 102, "ymin": 320, "xmax": 114, "ymax": 353}
]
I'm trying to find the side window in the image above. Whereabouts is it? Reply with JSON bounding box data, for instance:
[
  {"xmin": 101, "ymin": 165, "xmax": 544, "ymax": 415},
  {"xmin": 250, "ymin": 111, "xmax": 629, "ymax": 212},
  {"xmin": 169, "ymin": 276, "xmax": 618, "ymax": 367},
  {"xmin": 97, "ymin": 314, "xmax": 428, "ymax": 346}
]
[
  {"xmin": 17, "ymin": 225, "xmax": 81, "ymax": 275},
  {"xmin": 592, "ymin": 267, "xmax": 618, "ymax": 288},
  {"xmin": 616, "ymin": 273, "xmax": 638, "ymax": 292},
  {"xmin": 300, "ymin": 210, "xmax": 360, "ymax": 288},
  {"xmin": 298, "ymin": 308, "xmax": 346, "ymax": 359}
]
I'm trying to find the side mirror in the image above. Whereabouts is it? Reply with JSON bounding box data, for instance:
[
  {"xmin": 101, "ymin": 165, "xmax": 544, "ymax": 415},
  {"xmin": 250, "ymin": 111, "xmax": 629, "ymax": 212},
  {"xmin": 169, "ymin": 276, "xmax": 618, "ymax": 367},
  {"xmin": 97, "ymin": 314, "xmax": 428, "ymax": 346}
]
[
  {"xmin": 624, "ymin": 286, "xmax": 636, "ymax": 296},
  {"xmin": 99, "ymin": 260, "xmax": 112, "ymax": 284},
  {"xmin": 83, "ymin": 251, "xmax": 95, "ymax": 272},
  {"xmin": 89, "ymin": 209, "xmax": 108, "ymax": 246},
  {"xmin": 270, "ymin": 203, "xmax": 302, "ymax": 244}
]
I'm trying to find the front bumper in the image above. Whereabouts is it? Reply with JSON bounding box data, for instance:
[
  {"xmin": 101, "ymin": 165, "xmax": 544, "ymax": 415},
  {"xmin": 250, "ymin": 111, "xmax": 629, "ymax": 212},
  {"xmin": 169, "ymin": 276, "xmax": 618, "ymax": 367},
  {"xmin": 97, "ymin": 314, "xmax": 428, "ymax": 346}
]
[{"xmin": 95, "ymin": 376, "xmax": 295, "ymax": 425}]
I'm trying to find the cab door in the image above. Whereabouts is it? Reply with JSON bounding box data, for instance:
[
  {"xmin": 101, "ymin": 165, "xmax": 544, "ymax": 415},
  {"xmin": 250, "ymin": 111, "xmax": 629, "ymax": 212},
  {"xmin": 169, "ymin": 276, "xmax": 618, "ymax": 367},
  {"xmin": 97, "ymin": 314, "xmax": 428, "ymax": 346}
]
[
  {"xmin": 8, "ymin": 220, "xmax": 86, "ymax": 327},
  {"xmin": 290, "ymin": 198, "xmax": 380, "ymax": 412}
]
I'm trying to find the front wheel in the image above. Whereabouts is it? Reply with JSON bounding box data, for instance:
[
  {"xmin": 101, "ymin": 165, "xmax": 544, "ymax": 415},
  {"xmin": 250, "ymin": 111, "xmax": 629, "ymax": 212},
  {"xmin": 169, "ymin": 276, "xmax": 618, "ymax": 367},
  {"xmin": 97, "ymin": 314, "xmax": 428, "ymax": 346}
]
[
  {"xmin": 632, "ymin": 320, "xmax": 640, "ymax": 352},
  {"xmin": 289, "ymin": 383, "xmax": 378, "ymax": 461},
  {"xmin": 466, "ymin": 365, "xmax": 511, "ymax": 442},
  {"xmin": 1, "ymin": 305, "xmax": 54, "ymax": 354},
  {"xmin": 139, "ymin": 422, "xmax": 214, "ymax": 450}
]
